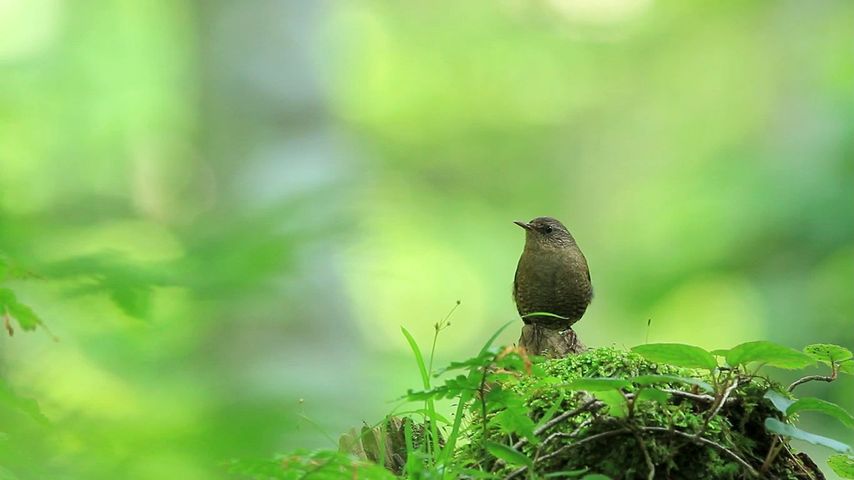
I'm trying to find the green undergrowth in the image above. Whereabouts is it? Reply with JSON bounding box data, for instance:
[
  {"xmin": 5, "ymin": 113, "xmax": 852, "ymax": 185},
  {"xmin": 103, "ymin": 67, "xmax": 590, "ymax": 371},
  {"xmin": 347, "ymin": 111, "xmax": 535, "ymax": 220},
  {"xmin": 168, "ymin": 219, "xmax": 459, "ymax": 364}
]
[
  {"xmin": 459, "ymin": 347, "xmax": 792, "ymax": 479},
  {"xmin": 229, "ymin": 323, "xmax": 854, "ymax": 480}
]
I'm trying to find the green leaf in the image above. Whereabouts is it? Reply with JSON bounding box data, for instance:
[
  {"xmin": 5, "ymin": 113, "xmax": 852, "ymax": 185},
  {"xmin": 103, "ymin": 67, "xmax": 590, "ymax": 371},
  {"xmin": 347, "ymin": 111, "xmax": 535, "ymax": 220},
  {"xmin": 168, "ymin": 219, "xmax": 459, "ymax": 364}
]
[
  {"xmin": 787, "ymin": 397, "xmax": 854, "ymax": 429},
  {"xmin": 494, "ymin": 408, "xmax": 538, "ymax": 444},
  {"xmin": 827, "ymin": 454, "xmax": 854, "ymax": 479},
  {"xmin": 6, "ymin": 301, "xmax": 42, "ymax": 331},
  {"xmin": 763, "ymin": 418, "xmax": 852, "ymax": 453},
  {"xmin": 710, "ymin": 348, "xmax": 729, "ymax": 357},
  {"xmin": 581, "ymin": 475, "xmax": 612, "ymax": 480},
  {"xmin": 487, "ymin": 387, "xmax": 538, "ymax": 444},
  {"xmin": 485, "ymin": 441, "xmax": 532, "ymax": 467},
  {"xmin": 635, "ymin": 388, "xmax": 670, "ymax": 405},
  {"xmin": 399, "ymin": 326, "xmax": 440, "ymax": 457},
  {"xmin": 764, "ymin": 390, "xmax": 795, "ymax": 415},
  {"xmin": 841, "ymin": 361, "xmax": 854, "ymax": 376},
  {"xmin": 631, "ymin": 343, "xmax": 717, "ymax": 370},
  {"xmin": 630, "ymin": 374, "xmax": 713, "ymax": 392},
  {"xmin": 0, "ymin": 287, "xmax": 44, "ymax": 332},
  {"xmin": 804, "ymin": 344, "xmax": 853, "ymax": 364},
  {"xmin": 594, "ymin": 390, "xmax": 628, "ymax": 418},
  {"xmin": 726, "ymin": 341, "xmax": 815, "ymax": 370},
  {"xmin": 562, "ymin": 378, "xmax": 631, "ymax": 391}
]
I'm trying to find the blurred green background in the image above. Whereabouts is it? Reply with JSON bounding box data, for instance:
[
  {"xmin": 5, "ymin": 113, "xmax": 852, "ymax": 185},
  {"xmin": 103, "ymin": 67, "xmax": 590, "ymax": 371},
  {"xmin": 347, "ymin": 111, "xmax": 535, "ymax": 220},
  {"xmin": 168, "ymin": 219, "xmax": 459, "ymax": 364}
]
[{"xmin": 1, "ymin": 0, "xmax": 852, "ymax": 478}]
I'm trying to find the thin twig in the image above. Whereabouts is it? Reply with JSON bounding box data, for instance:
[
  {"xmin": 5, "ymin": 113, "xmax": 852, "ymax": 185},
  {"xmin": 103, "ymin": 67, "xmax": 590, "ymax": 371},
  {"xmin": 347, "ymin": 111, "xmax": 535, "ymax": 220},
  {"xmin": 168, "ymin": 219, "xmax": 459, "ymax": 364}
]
[
  {"xmin": 760, "ymin": 436, "xmax": 783, "ymax": 475},
  {"xmin": 659, "ymin": 388, "xmax": 718, "ymax": 404},
  {"xmin": 537, "ymin": 428, "xmax": 631, "ymax": 462},
  {"xmin": 492, "ymin": 398, "xmax": 603, "ymax": 473},
  {"xmin": 640, "ymin": 427, "xmax": 759, "ymax": 477},
  {"xmin": 535, "ymin": 398, "xmax": 601, "ymax": 437},
  {"xmin": 539, "ymin": 418, "xmax": 594, "ymax": 447},
  {"xmin": 788, "ymin": 363, "xmax": 838, "ymax": 392},
  {"xmin": 631, "ymin": 429, "xmax": 655, "ymax": 480},
  {"xmin": 509, "ymin": 398, "xmax": 602, "ymax": 451},
  {"xmin": 695, "ymin": 378, "xmax": 740, "ymax": 439},
  {"xmin": 780, "ymin": 440, "xmax": 819, "ymax": 480},
  {"xmin": 502, "ymin": 429, "xmax": 631, "ymax": 480}
]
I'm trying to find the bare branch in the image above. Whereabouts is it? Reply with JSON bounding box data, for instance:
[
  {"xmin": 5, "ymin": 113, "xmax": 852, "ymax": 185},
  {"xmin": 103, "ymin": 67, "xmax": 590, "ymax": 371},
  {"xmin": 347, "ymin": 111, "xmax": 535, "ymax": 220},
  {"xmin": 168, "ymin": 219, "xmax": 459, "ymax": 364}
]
[
  {"xmin": 788, "ymin": 363, "xmax": 838, "ymax": 392},
  {"xmin": 695, "ymin": 378, "xmax": 740, "ymax": 439},
  {"xmin": 760, "ymin": 436, "xmax": 783, "ymax": 475}
]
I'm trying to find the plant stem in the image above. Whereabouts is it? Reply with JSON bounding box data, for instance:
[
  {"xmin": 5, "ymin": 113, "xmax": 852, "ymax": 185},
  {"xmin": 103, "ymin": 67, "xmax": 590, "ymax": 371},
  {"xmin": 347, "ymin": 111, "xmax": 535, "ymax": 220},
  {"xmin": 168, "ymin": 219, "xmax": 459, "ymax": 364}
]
[
  {"xmin": 760, "ymin": 436, "xmax": 783, "ymax": 475},
  {"xmin": 788, "ymin": 362, "xmax": 838, "ymax": 392}
]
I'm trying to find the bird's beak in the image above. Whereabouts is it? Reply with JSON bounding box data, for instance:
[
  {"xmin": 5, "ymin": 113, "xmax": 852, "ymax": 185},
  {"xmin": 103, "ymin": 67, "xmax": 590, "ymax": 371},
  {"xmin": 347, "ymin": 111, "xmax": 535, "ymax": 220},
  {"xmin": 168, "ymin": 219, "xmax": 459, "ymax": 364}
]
[{"xmin": 514, "ymin": 221, "xmax": 532, "ymax": 231}]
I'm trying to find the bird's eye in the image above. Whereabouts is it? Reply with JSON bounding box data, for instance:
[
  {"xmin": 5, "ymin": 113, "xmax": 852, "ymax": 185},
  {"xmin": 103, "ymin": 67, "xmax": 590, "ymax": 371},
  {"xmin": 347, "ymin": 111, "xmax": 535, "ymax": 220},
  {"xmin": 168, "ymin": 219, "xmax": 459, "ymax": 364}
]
[{"xmin": 543, "ymin": 225, "xmax": 553, "ymax": 234}]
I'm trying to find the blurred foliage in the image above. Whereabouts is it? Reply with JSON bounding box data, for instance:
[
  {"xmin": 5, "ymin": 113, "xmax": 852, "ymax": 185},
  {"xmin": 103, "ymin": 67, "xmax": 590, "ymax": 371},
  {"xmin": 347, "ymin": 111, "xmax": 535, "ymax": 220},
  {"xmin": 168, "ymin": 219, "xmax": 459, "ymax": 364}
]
[{"xmin": 0, "ymin": 0, "xmax": 852, "ymax": 478}]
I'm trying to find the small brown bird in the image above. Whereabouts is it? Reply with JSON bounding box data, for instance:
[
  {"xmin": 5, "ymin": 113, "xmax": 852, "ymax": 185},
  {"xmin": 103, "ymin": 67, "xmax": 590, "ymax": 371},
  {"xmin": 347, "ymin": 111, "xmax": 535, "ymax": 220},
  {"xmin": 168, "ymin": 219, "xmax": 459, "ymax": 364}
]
[{"xmin": 513, "ymin": 217, "xmax": 593, "ymax": 328}]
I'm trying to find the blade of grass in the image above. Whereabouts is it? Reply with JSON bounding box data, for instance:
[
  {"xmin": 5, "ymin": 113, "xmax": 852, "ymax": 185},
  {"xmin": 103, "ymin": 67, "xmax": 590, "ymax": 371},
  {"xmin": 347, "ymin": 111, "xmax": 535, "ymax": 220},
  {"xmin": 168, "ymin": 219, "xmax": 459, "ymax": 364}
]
[
  {"xmin": 401, "ymin": 326, "xmax": 441, "ymax": 461},
  {"xmin": 438, "ymin": 321, "xmax": 513, "ymax": 466}
]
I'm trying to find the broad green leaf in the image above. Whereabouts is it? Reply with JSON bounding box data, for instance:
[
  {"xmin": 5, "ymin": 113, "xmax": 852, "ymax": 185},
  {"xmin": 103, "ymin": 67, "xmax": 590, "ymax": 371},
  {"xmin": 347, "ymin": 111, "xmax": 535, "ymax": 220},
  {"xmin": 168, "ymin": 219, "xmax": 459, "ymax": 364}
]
[
  {"xmin": 594, "ymin": 390, "xmax": 628, "ymax": 418},
  {"xmin": 788, "ymin": 397, "xmax": 854, "ymax": 429},
  {"xmin": 487, "ymin": 387, "xmax": 538, "ymax": 444},
  {"xmin": 841, "ymin": 361, "xmax": 854, "ymax": 376},
  {"xmin": 630, "ymin": 374, "xmax": 713, "ymax": 392},
  {"xmin": 562, "ymin": 378, "xmax": 631, "ymax": 391},
  {"xmin": 6, "ymin": 301, "xmax": 41, "ymax": 331},
  {"xmin": 494, "ymin": 408, "xmax": 538, "ymax": 444},
  {"xmin": 710, "ymin": 349, "xmax": 729, "ymax": 357},
  {"xmin": 635, "ymin": 388, "xmax": 669, "ymax": 405},
  {"xmin": 827, "ymin": 454, "xmax": 854, "ymax": 479},
  {"xmin": 631, "ymin": 343, "xmax": 718, "ymax": 370},
  {"xmin": 726, "ymin": 341, "xmax": 815, "ymax": 370},
  {"xmin": 0, "ymin": 288, "xmax": 43, "ymax": 331},
  {"xmin": 804, "ymin": 344, "xmax": 853, "ymax": 364},
  {"xmin": 764, "ymin": 418, "xmax": 851, "ymax": 453},
  {"xmin": 485, "ymin": 441, "xmax": 532, "ymax": 467},
  {"xmin": 764, "ymin": 390, "xmax": 795, "ymax": 415}
]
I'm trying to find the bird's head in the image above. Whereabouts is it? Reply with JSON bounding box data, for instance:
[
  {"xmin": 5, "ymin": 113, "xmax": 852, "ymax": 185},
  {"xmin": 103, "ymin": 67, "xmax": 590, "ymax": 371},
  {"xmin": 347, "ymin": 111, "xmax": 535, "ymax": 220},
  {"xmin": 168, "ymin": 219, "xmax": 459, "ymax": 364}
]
[{"xmin": 514, "ymin": 216, "xmax": 575, "ymax": 250}]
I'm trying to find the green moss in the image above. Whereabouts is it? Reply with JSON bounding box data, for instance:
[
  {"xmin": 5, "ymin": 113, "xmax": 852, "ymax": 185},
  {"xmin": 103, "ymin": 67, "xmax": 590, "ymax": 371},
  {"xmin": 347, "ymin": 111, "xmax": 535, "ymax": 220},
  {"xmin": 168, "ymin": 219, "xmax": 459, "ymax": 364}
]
[{"xmin": 458, "ymin": 347, "xmax": 820, "ymax": 479}]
